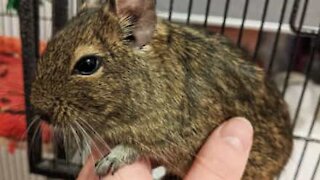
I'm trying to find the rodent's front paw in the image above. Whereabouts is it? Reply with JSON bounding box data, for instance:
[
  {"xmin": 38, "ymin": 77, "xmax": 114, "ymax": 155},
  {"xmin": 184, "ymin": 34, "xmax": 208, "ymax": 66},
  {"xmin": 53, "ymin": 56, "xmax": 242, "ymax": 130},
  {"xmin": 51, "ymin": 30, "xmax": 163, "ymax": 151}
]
[
  {"xmin": 95, "ymin": 144, "xmax": 139, "ymax": 176},
  {"xmin": 95, "ymin": 153, "xmax": 124, "ymax": 176}
]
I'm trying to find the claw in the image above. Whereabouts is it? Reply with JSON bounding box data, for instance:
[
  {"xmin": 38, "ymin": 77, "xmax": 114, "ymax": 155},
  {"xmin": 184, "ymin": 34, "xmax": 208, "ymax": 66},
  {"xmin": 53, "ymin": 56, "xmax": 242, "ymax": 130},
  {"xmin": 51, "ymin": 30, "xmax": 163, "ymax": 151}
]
[
  {"xmin": 94, "ymin": 144, "xmax": 139, "ymax": 176},
  {"xmin": 110, "ymin": 162, "xmax": 116, "ymax": 175}
]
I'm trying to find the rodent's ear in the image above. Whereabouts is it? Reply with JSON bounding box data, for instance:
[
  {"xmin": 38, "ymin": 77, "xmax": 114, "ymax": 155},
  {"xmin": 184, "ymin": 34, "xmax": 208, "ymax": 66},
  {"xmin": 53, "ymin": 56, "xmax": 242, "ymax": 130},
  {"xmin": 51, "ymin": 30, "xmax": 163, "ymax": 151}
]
[
  {"xmin": 80, "ymin": 0, "xmax": 101, "ymax": 10},
  {"xmin": 106, "ymin": 0, "xmax": 157, "ymax": 47}
]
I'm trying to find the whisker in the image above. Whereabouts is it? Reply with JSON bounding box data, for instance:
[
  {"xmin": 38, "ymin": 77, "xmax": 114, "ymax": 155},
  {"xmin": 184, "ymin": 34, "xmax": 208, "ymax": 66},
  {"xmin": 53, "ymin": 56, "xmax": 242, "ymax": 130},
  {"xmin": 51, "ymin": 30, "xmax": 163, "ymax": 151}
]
[
  {"xmin": 68, "ymin": 123, "xmax": 83, "ymax": 162},
  {"xmin": 73, "ymin": 121, "xmax": 96, "ymax": 164},
  {"xmin": 51, "ymin": 125, "xmax": 71, "ymax": 163},
  {"xmin": 74, "ymin": 120, "xmax": 105, "ymax": 159},
  {"xmin": 76, "ymin": 116, "xmax": 184, "ymax": 175},
  {"xmin": 61, "ymin": 125, "xmax": 73, "ymax": 163},
  {"xmin": 19, "ymin": 115, "xmax": 40, "ymax": 141},
  {"xmin": 78, "ymin": 118, "xmax": 111, "ymax": 152},
  {"xmin": 30, "ymin": 122, "xmax": 42, "ymax": 156},
  {"xmin": 73, "ymin": 120, "xmax": 107, "ymax": 171},
  {"xmin": 52, "ymin": 126, "xmax": 60, "ymax": 161},
  {"xmin": 74, "ymin": 119, "xmax": 127, "ymax": 180}
]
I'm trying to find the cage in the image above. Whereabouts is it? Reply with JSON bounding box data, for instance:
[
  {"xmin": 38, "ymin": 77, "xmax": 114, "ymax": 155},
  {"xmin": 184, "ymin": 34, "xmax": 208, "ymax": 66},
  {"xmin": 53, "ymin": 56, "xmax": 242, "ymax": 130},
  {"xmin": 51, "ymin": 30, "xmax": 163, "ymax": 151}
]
[{"xmin": 0, "ymin": 0, "xmax": 320, "ymax": 180}]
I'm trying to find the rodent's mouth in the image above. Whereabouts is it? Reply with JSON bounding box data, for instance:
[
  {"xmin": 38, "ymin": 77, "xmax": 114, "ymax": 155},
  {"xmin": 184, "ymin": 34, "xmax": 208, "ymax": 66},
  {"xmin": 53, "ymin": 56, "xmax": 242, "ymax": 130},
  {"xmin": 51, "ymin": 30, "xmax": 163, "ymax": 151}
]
[
  {"xmin": 31, "ymin": 108, "xmax": 53, "ymax": 124},
  {"xmin": 39, "ymin": 113, "xmax": 52, "ymax": 124}
]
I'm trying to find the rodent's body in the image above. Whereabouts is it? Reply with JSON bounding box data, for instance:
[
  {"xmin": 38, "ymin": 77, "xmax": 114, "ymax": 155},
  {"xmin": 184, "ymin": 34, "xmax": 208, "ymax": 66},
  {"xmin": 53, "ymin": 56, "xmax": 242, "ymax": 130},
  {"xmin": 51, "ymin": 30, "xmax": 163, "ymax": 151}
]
[
  {"xmin": 112, "ymin": 21, "xmax": 293, "ymax": 179},
  {"xmin": 31, "ymin": 2, "xmax": 292, "ymax": 179}
]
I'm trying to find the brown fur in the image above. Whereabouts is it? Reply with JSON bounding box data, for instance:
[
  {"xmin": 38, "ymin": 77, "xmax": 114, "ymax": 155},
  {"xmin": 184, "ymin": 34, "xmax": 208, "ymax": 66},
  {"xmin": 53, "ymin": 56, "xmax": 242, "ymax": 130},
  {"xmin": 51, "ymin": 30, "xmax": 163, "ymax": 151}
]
[{"xmin": 30, "ymin": 1, "xmax": 293, "ymax": 179}]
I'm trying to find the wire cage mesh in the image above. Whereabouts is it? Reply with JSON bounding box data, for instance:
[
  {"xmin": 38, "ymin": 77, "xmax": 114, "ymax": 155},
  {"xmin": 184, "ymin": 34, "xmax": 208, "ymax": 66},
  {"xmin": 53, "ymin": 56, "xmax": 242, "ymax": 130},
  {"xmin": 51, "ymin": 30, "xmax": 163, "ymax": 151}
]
[{"xmin": 0, "ymin": 0, "xmax": 320, "ymax": 179}]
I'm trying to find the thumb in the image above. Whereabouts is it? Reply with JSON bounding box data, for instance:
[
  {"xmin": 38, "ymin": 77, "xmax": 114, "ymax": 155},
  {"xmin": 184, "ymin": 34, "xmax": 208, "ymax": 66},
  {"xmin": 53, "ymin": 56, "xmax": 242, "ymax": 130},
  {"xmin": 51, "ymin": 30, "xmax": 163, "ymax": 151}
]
[{"xmin": 185, "ymin": 117, "xmax": 253, "ymax": 180}]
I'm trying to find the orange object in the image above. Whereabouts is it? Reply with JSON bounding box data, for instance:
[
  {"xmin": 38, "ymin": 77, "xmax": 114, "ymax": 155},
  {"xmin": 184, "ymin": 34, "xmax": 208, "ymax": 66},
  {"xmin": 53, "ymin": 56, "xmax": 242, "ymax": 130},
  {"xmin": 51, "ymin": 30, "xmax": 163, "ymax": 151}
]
[
  {"xmin": 0, "ymin": 36, "xmax": 47, "ymax": 56},
  {"xmin": 0, "ymin": 37, "xmax": 51, "ymax": 153}
]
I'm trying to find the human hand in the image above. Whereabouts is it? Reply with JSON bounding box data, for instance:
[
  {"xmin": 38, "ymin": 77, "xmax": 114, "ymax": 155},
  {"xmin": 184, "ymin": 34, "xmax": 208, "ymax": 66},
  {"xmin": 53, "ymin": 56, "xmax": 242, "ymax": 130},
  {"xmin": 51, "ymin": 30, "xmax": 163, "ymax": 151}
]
[{"xmin": 77, "ymin": 117, "xmax": 253, "ymax": 180}]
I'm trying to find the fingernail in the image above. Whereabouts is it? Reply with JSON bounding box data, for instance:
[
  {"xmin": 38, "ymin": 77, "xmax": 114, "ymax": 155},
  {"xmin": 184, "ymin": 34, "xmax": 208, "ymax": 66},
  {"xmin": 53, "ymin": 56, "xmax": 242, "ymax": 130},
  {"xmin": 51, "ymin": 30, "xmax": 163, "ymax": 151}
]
[{"xmin": 219, "ymin": 117, "xmax": 253, "ymax": 151}]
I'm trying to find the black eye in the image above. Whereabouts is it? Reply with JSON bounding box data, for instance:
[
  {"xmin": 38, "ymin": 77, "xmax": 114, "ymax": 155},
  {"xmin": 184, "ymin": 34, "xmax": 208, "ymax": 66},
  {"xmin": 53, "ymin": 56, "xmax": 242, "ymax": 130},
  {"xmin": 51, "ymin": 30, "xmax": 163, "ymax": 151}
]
[{"xmin": 73, "ymin": 55, "xmax": 101, "ymax": 75}]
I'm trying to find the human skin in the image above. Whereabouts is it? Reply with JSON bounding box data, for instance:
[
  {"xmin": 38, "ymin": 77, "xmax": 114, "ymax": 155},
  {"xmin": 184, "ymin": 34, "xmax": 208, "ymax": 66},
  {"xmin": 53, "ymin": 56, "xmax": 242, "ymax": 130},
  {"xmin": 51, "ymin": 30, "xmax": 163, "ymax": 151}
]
[{"xmin": 77, "ymin": 117, "xmax": 254, "ymax": 180}]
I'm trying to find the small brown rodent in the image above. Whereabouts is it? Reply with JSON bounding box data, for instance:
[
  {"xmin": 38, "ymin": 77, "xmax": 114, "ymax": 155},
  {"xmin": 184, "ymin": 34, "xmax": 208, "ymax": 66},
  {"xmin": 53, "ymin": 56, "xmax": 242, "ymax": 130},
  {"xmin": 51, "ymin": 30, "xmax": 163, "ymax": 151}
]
[{"xmin": 30, "ymin": 0, "xmax": 293, "ymax": 179}]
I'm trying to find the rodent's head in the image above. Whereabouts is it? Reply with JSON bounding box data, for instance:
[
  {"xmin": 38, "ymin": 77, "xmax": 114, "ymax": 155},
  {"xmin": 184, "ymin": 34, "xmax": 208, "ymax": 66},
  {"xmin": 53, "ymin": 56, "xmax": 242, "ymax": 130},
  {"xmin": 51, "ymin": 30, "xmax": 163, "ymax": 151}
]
[{"xmin": 30, "ymin": 0, "xmax": 156, "ymax": 132}]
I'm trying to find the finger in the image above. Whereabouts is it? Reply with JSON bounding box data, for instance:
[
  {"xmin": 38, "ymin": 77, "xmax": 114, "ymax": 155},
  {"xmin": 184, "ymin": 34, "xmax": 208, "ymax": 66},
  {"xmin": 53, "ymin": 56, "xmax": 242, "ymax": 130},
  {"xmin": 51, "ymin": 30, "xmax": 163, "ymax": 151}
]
[
  {"xmin": 101, "ymin": 158, "xmax": 153, "ymax": 180},
  {"xmin": 77, "ymin": 154, "xmax": 99, "ymax": 180},
  {"xmin": 77, "ymin": 142, "xmax": 111, "ymax": 180},
  {"xmin": 185, "ymin": 117, "xmax": 254, "ymax": 180}
]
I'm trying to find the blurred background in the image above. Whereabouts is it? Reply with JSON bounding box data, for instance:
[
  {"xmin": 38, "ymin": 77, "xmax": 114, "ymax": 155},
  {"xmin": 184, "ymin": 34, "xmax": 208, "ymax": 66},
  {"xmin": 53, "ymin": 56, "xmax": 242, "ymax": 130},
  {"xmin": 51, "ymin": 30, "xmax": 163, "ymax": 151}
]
[{"xmin": 0, "ymin": 0, "xmax": 320, "ymax": 179}]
